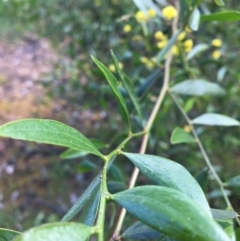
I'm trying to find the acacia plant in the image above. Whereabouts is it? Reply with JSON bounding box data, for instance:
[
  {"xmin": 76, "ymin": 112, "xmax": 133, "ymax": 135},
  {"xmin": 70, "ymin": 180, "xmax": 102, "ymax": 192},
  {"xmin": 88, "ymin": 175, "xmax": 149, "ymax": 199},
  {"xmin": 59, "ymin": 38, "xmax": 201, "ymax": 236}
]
[{"xmin": 1, "ymin": 1, "xmax": 240, "ymax": 241}]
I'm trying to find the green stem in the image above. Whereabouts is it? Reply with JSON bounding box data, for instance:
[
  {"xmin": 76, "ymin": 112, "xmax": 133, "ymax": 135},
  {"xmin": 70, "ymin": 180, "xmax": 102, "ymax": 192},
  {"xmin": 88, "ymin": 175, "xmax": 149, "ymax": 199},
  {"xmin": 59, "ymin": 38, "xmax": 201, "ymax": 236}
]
[{"xmin": 168, "ymin": 90, "xmax": 240, "ymax": 226}]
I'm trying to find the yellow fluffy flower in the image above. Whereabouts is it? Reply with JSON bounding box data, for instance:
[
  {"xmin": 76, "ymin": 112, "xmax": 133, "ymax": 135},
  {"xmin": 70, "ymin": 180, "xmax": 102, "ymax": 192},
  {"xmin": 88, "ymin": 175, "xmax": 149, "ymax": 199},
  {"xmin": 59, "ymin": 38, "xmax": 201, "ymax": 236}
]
[
  {"xmin": 123, "ymin": 24, "xmax": 132, "ymax": 33},
  {"xmin": 157, "ymin": 39, "xmax": 168, "ymax": 49},
  {"xmin": 135, "ymin": 11, "xmax": 148, "ymax": 23},
  {"xmin": 172, "ymin": 45, "xmax": 179, "ymax": 56},
  {"xmin": 212, "ymin": 39, "xmax": 222, "ymax": 47},
  {"xmin": 212, "ymin": 50, "xmax": 221, "ymax": 60},
  {"xmin": 184, "ymin": 125, "xmax": 191, "ymax": 133},
  {"xmin": 109, "ymin": 64, "xmax": 116, "ymax": 72},
  {"xmin": 162, "ymin": 5, "xmax": 178, "ymax": 21},
  {"xmin": 140, "ymin": 57, "xmax": 149, "ymax": 63},
  {"xmin": 177, "ymin": 31, "xmax": 186, "ymax": 41},
  {"xmin": 183, "ymin": 39, "xmax": 193, "ymax": 52},
  {"xmin": 154, "ymin": 31, "xmax": 167, "ymax": 41},
  {"xmin": 147, "ymin": 8, "xmax": 157, "ymax": 18}
]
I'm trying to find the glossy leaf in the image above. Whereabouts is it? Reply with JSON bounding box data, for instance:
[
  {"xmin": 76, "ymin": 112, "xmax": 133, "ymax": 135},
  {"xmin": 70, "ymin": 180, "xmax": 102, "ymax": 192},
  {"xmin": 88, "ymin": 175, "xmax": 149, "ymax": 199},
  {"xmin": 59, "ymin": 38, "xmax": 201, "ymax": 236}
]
[
  {"xmin": 12, "ymin": 222, "xmax": 92, "ymax": 241},
  {"xmin": 171, "ymin": 80, "xmax": 225, "ymax": 96},
  {"xmin": 216, "ymin": 220, "xmax": 235, "ymax": 240},
  {"xmin": 79, "ymin": 187, "xmax": 100, "ymax": 226},
  {"xmin": 186, "ymin": 44, "xmax": 209, "ymax": 60},
  {"xmin": 211, "ymin": 209, "xmax": 238, "ymax": 220},
  {"xmin": 201, "ymin": 11, "xmax": 240, "ymax": 22},
  {"xmin": 156, "ymin": 30, "xmax": 181, "ymax": 62},
  {"xmin": 192, "ymin": 113, "xmax": 240, "ymax": 126},
  {"xmin": 0, "ymin": 228, "xmax": 20, "ymax": 241},
  {"xmin": 61, "ymin": 156, "xmax": 115, "ymax": 221},
  {"xmin": 111, "ymin": 51, "xmax": 143, "ymax": 122},
  {"xmin": 0, "ymin": 119, "xmax": 103, "ymax": 158},
  {"xmin": 123, "ymin": 152, "xmax": 211, "ymax": 216},
  {"xmin": 225, "ymin": 175, "xmax": 240, "ymax": 188},
  {"xmin": 92, "ymin": 56, "xmax": 130, "ymax": 131},
  {"xmin": 112, "ymin": 186, "xmax": 230, "ymax": 241},
  {"xmin": 214, "ymin": 0, "xmax": 225, "ymax": 6},
  {"xmin": 188, "ymin": 8, "xmax": 201, "ymax": 31},
  {"xmin": 170, "ymin": 127, "xmax": 195, "ymax": 144}
]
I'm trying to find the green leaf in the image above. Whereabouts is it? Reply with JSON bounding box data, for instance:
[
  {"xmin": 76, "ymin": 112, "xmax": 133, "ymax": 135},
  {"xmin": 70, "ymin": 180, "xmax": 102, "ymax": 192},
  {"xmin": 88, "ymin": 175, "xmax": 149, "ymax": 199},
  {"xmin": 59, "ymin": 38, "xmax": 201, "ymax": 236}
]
[
  {"xmin": 156, "ymin": 30, "xmax": 181, "ymax": 62},
  {"xmin": 60, "ymin": 149, "xmax": 88, "ymax": 159},
  {"xmin": 188, "ymin": 8, "xmax": 201, "ymax": 31},
  {"xmin": 171, "ymin": 80, "xmax": 225, "ymax": 96},
  {"xmin": 0, "ymin": 228, "xmax": 20, "ymax": 241},
  {"xmin": 0, "ymin": 119, "xmax": 103, "ymax": 158},
  {"xmin": 186, "ymin": 44, "xmax": 209, "ymax": 60},
  {"xmin": 216, "ymin": 220, "xmax": 235, "ymax": 240},
  {"xmin": 192, "ymin": 113, "xmax": 240, "ymax": 126},
  {"xmin": 211, "ymin": 209, "xmax": 238, "ymax": 220},
  {"xmin": 170, "ymin": 127, "xmax": 195, "ymax": 144},
  {"xmin": 77, "ymin": 160, "xmax": 97, "ymax": 174},
  {"xmin": 91, "ymin": 56, "xmax": 131, "ymax": 131},
  {"xmin": 123, "ymin": 153, "xmax": 211, "ymax": 216},
  {"xmin": 225, "ymin": 175, "xmax": 240, "ymax": 188},
  {"xmin": 235, "ymin": 228, "xmax": 240, "ymax": 241},
  {"xmin": 195, "ymin": 168, "xmax": 209, "ymax": 193},
  {"xmin": 79, "ymin": 187, "xmax": 100, "ymax": 226},
  {"xmin": 112, "ymin": 186, "xmax": 230, "ymax": 241},
  {"xmin": 107, "ymin": 181, "xmax": 127, "ymax": 194},
  {"xmin": 201, "ymin": 11, "xmax": 240, "ymax": 22},
  {"xmin": 214, "ymin": 0, "xmax": 225, "ymax": 6},
  {"xmin": 61, "ymin": 156, "xmax": 115, "ymax": 221},
  {"xmin": 12, "ymin": 222, "xmax": 92, "ymax": 241},
  {"xmin": 111, "ymin": 51, "xmax": 143, "ymax": 123}
]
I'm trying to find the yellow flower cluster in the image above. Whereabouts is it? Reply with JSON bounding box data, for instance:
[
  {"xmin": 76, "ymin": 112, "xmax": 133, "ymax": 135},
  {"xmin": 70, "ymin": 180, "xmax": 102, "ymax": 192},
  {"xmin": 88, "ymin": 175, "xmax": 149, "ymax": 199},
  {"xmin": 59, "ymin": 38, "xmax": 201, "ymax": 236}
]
[
  {"xmin": 123, "ymin": 24, "xmax": 132, "ymax": 33},
  {"xmin": 109, "ymin": 63, "xmax": 123, "ymax": 73},
  {"xmin": 183, "ymin": 39, "xmax": 193, "ymax": 53},
  {"xmin": 162, "ymin": 5, "xmax": 178, "ymax": 21},
  {"xmin": 140, "ymin": 56, "xmax": 156, "ymax": 69},
  {"xmin": 155, "ymin": 31, "xmax": 168, "ymax": 49},
  {"xmin": 135, "ymin": 8, "xmax": 157, "ymax": 23},
  {"xmin": 211, "ymin": 38, "xmax": 222, "ymax": 60}
]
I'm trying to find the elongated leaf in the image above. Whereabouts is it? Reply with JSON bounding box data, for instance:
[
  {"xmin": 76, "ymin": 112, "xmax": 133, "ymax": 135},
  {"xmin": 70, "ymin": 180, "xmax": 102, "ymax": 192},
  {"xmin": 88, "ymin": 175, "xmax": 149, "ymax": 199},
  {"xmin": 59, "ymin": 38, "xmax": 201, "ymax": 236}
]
[
  {"xmin": 201, "ymin": 11, "xmax": 240, "ymax": 22},
  {"xmin": 60, "ymin": 149, "xmax": 88, "ymax": 159},
  {"xmin": 0, "ymin": 119, "xmax": 103, "ymax": 158},
  {"xmin": 214, "ymin": 0, "xmax": 225, "ymax": 6},
  {"xmin": 170, "ymin": 127, "xmax": 195, "ymax": 144},
  {"xmin": 107, "ymin": 181, "xmax": 127, "ymax": 194},
  {"xmin": 186, "ymin": 44, "xmax": 209, "ymax": 60},
  {"xmin": 0, "ymin": 228, "xmax": 20, "ymax": 241},
  {"xmin": 79, "ymin": 187, "xmax": 100, "ymax": 226},
  {"xmin": 171, "ymin": 80, "xmax": 225, "ymax": 96},
  {"xmin": 188, "ymin": 8, "xmax": 201, "ymax": 31},
  {"xmin": 195, "ymin": 168, "xmax": 209, "ymax": 192},
  {"xmin": 92, "ymin": 56, "xmax": 131, "ymax": 131},
  {"xmin": 156, "ymin": 30, "xmax": 181, "ymax": 62},
  {"xmin": 217, "ymin": 220, "xmax": 235, "ymax": 240},
  {"xmin": 12, "ymin": 222, "xmax": 92, "ymax": 241},
  {"xmin": 112, "ymin": 186, "xmax": 230, "ymax": 241},
  {"xmin": 61, "ymin": 156, "xmax": 115, "ymax": 221},
  {"xmin": 225, "ymin": 175, "xmax": 240, "ymax": 188},
  {"xmin": 123, "ymin": 152, "xmax": 211, "ymax": 216},
  {"xmin": 211, "ymin": 209, "xmax": 238, "ymax": 220},
  {"xmin": 111, "ymin": 51, "xmax": 143, "ymax": 122},
  {"xmin": 192, "ymin": 113, "xmax": 240, "ymax": 126}
]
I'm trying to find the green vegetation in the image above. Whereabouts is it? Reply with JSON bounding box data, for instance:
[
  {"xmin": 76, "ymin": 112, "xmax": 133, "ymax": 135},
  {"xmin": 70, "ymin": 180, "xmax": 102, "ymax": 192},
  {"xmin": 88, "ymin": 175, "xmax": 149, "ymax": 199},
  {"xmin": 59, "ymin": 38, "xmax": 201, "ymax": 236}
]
[{"xmin": 1, "ymin": 0, "xmax": 240, "ymax": 240}]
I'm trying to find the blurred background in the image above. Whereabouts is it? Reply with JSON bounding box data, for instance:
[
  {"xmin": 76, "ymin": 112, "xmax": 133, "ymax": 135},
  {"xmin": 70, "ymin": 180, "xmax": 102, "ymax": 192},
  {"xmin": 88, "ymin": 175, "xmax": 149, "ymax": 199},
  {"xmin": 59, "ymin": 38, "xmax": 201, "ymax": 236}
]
[{"xmin": 0, "ymin": 0, "xmax": 240, "ymax": 234}]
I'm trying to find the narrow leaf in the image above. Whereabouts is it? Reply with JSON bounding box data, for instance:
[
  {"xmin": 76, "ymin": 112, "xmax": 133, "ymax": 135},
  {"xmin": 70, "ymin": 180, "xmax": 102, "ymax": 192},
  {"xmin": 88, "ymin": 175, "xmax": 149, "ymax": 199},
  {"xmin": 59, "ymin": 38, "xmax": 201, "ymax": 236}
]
[
  {"xmin": 217, "ymin": 220, "xmax": 235, "ymax": 240},
  {"xmin": 112, "ymin": 186, "xmax": 230, "ymax": 241},
  {"xmin": 171, "ymin": 80, "xmax": 225, "ymax": 96},
  {"xmin": 79, "ymin": 187, "xmax": 100, "ymax": 226},
  {"xmin": 107, "ymin": 181, "xmax": 127, "ymax": 194},
  {"xmin": 61, "ymin": 156, "xmax": 115, "ymax": 221},
  {"xmin": 111, "ymin": 51, "xmax": 143, "ymax": 122},
  {"xmin": 188, "ymin": 8, "xmax": 201, "ymax": 31},
  {"xmin": 225, "ymin": 175, "xmax": 240, "ymax": 188},
  {"xmin": 156, "ymin": 30, "xmax": 181, "ymax": 62},
  {"xmin": 186, "ymin": 44, "xmax": 209, "ymax": 60},
  {"xmin": 0, "ymin": 228, "xmax": 20, "ymax": 241},
  {"xmin": 201, "ymin": 11, "xmax": 240, "ymax": 22},
  {"xmin": 211, "ymin": 209, "xmax": 238, "ymax": 220},
  {"xmin": 12, "ymin": 222, "xmax": 92, "ymax": 241},
  {"xmin": 214, "ymin": 0, "xmax": 225, "ymax": 6},
  {"xmin": 0, "ymin": 119, "xmax": 103, "ymax": 158},
  {"xmin": 92, "ymin": 56, "xmax": 131, "ymax": 131},
  {"xmin": 192, "ymin": 113, "xmax": 240, "ymax": 126},
  {"xmin": 60, "ymin": 149, "xmax": 88, "ymax": 159},
  {"xmin": 195, "ymin": 168, "xmax": 209, "ymax": 193},
  {"xmin": 170, "ymin": 127, "xmax": 195, "ymax": 144},
  {"xmin": 123, "ymin": 152, "xmax": 211, "ymax": 216}
]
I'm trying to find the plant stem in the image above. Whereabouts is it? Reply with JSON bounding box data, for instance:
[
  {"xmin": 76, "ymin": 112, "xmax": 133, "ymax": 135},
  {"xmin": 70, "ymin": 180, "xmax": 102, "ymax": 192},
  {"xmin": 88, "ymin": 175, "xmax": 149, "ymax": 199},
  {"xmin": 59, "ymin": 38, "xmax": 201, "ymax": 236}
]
[
  {"xmin": 168, "ymin": 90, "xmax": 240, "ymax": 226},
  {"xmin": 96, "ymin": 161, "xmax": 108, "ymax": 241}
]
